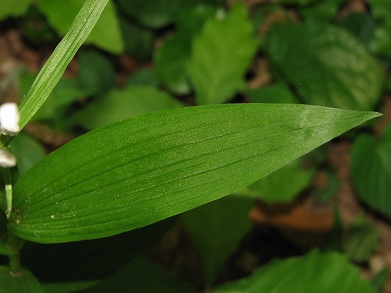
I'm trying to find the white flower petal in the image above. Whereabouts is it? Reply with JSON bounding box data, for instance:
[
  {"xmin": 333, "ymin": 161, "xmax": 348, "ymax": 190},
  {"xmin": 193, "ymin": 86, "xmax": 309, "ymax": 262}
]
[
  {"xmin": 0, "ymin": 102, "xmax": 20, "ymax": 136},
  {"xmin": 0, "ymin": 149, "xmax": 16, "ymax": 168}
]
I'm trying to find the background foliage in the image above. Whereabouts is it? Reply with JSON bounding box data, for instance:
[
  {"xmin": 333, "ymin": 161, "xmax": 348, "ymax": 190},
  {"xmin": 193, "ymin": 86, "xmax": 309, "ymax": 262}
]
[{"xmin": 0, "ymin": 0, "xmax": 390, "ymax": 292}]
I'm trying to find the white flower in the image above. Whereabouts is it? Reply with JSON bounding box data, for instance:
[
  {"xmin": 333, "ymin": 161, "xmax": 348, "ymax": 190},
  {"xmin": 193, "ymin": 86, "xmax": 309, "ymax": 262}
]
[
  {"xmin": 0, "ymin": 103, "xmax": 20, "ymax": 136},
  {"xmin": 0, "ymin": 148, "xmax": 16, "ymax": 168}
]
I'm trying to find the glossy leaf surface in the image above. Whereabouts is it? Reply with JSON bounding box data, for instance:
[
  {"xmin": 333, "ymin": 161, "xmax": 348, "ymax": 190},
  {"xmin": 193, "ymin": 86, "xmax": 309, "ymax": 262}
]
[
  {"xmin": 10, "ymin": 104, "xmax": 379, "ymax": 243},
  {"xmin": 265, "ymin": 23, "xmax": 382, "ymax": 111},
  {"xmin": 215, "ymin": 250, "xmax": 375, "ymax": 293}
]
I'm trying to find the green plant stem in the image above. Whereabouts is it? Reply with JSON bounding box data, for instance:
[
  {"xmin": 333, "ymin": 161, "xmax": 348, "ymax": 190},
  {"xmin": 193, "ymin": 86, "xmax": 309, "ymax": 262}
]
[
  {"xmin": 2, "ymin": 168, "xmax": 12, "ymax": 219},
  {"xmin": 6, "ymin": 230, "xmax": 24, "ymax": 273}
]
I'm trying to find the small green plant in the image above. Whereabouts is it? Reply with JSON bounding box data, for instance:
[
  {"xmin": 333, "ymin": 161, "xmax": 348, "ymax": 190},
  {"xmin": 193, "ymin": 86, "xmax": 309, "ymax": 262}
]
[{"xmin": 0, "ymin": 0, "xmax": 388, "ymax": 292}]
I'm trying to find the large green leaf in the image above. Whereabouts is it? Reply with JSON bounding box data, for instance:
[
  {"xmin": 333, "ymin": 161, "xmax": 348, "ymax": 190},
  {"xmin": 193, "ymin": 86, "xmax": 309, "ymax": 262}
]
[
  {"xmin": 187, "ymin": 3, "xmax": 259, "ymax": 105},
  {"xmin": 72, "ymin": 86, "xmax": 183, "ymax": 130},
  {"xmin": 183, "ymin": 196, "xmax": 253, "ymax": 286},
  {"xmin": 350, "ymin": 125, "xmax": 391, "ymax": 220},
  {"xmin": 0, "ymin": 0, "xmax": 31, "ymax": 20},
  {"xmin": 265, "ymin": 23, "xmax": 382, "ymax": 111},
  {"xmin": 9, "ymin": 104, "xmax": 379, "ymax": 243},
  {"xmin": 37, "ymin": 0, "xmax": 123, "ymax": 54},
  {"xmin": 0, "ymin": 266, "xmax": 44, "ymax": 293},
  {"xmin": 214, "ymin": 250, "xmax": 375, "ymax": 293}
]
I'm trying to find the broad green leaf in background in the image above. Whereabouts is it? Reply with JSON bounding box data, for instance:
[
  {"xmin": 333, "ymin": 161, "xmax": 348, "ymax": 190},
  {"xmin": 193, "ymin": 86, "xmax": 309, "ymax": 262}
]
[
  {"xmin": 0, "ymin": 266, "xmax": 44, "ymax": 293},
  {"xmin": 343, "ymin": 213, "xmax": 379, "ymax": 263},
  {"xmin": 0, "ymin": 0, "xmax": 31, "ymax": 20},
  {"xmin": 78, "ymin": 48, "xmax": 115, "ymax": 96},
  {"xmin": 242, "ymin": 159, "xmax": 314, "ymax": 204},
  {"xmin": 10, "ymin": 134, "xmax": 46, "ymax": 176},
  {"xmin": 19, "ymin": 7, "xmax": 58, "ymax": 43},
  {"xmin": 155, "ymin": 34, "xmax": 192, "ymax": 95},
  {"xmin": 20, "ymin": 73, "xmax": 86, "ymax": 132},
  {"xmin": 350, "ymin": 125, "xmax": 391, "ymax": 220},
  {"xmin": 37, "ymin": 0, "xmax": 123, "ymax": 54},
  {"xmin": 119, "ymin": 16, "xmax": 155, "ymax": 61},
  {"xmin": 117, "ymin": 0, "xmax": 193, "ymax": 28},
  {"xmin": 9, "ymin": 104, "xmax": 379, "ymax": 243},
  {"xmin": 125, "ymin": 68, "xmax": 159, "ymax": 87},
  {"xmin": 265, "ymin": 23, "xmax": 382, "ymax": 111},
  {"xmin": 187, "ymin": 3, "xmax": 259, "ymax": 105},
  {"xmin": 299, "ymin": 0, "xmax": 344, "ymax": 23},
  {"xmin": 214, "ymin": 250, "xmax": 375, "ymax": 293},
  {"xmin": 34, "ymin": 79, "xmax": 85, "ymax": 123},
  {"xmin": 72, "ymin": 86, "xmax": 183, "ymax": 130},
  {"xmin": 247, "ymin": 84, "xmax": 299, "ymax": 104},
  {"xmin": 340, "ymin": 13, "xmax": 376, "ymax": 48},
  {"xmin": 84, "ymin": 256, "xmax": 196, "ymax": 293},
  {"xmin": 1, "ymin": 0, "xmax": 110, "ymax": 148},
  {"xmin": 155, "ymin": 5, "xmax": 216, "ymax": 94},
  {"xmin": 183, "ymin": 196, "xmax": 253, "ymax": 286},
  {"xmin": 367, "ymin": 0, "xmax": 391, "ymax": 58}
]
